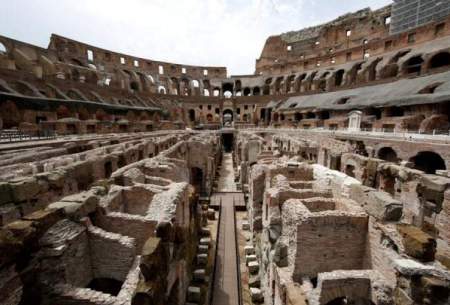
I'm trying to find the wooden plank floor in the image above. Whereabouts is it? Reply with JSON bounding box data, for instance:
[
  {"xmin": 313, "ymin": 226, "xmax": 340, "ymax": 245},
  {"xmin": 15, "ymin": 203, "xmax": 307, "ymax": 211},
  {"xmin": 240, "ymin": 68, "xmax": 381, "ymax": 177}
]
[{"xmin": 211, "ymin": 153, "xmax": 241, "ymax": 305}]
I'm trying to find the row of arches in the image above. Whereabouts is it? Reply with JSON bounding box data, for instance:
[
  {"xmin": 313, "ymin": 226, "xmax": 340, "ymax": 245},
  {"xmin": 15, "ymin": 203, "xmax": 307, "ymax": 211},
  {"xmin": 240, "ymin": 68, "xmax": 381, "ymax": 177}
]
[
  {"xmin": 263, "ymin": 51, "xmax": 450, "ymax": 96},
  {"xmin": 187, "ymin": 108, "xmax": 252, "ymax": 124},
  {"xmin": 377, "ymin": 147, "xmax": 446, "ymax": 174}
]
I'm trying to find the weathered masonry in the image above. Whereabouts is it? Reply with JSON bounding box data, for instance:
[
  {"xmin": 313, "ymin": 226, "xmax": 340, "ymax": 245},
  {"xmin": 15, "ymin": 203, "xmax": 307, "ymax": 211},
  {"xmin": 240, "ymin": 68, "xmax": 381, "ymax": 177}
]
[{"xmin": 1, "ymin": 1, "xmax": 450, "ymax": 305}]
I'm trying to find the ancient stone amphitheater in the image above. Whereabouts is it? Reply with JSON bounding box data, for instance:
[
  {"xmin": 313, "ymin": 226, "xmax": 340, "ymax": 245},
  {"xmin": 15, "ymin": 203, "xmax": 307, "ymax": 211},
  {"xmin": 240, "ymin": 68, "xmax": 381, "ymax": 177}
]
[{"xmin": 1, "ymin": 1, "xmax": 450, "ymax": 305}]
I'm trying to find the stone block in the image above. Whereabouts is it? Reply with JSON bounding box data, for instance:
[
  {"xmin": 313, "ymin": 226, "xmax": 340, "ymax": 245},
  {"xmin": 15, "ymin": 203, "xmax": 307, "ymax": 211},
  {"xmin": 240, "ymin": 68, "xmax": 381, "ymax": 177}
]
[
  {"xmin": 187, "ymin": 286, "xmax": 201, "ymax": 303},
  {"xmin": 123, "ymin": 168, "xmax": 145, "ymax": 185},
  {"xmin": 193, "ymin": 269, "xmax": 206, "ymax": 282},
  {"xmin": 47, "ymin": 189, "xmax": 99, "ymax": 220},
  {"xmin": 9, "ymin": 178, "xmax": 41, "ymax": 202},
  {"xmin": 207, "ymin": 209, "xmax": 215, "ymax": 220},
  {"xmin": 23, "ymin": 209, "xmax": 63, "ymax": 234},
  {"xmin": 244, "ymin": 245, "xmax": 255, "ymax": 255},
  {"xmin": 397, "ymin": 224, "xmax": 436, "ymax": 262},
  {"xmin": 198, "ymin": 245, "xmax": 209, "ymax": 254},
  {"xmin": 197, "ymin": 254, "xmax": 208, "ymax": 265},
  {"xmin": 393, "ymin": 259, "xmax": 436, "ymax": 276},
  {"xmin": 273, "ymin": 241, "xmax": 288, "ymax": 267},
  {"xmin": 250, "ymin": 287, "xmax": 264, "ymax": 303},
  {"xmin": 200, "ymin": 227, "xmax": 210, "ymax": 236},
  {"xmin": 367, "ymin": 191, "xmax": 403, "ymax": 221},
  {"xmin": 5, "ymin": 220, "xmax": 37, "ymax": 243},
  {"xmin": 249, "ymin": 275, "xmax": 261, "ymax": 288},
  {"xmin": 248, "ymin": 261, "xmax": 259, "ymax": 274},
  {"xmin": 199, "ymin": 237, "xmax": 211, "ymax": 246},
  {"xmin": 246, "ymin": 254, "xmax": 257, "ymax": 264}
]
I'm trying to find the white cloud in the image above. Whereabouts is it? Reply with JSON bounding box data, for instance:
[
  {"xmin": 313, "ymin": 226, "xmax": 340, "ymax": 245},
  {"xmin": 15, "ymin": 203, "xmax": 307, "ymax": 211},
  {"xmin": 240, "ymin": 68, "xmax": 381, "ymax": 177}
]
[{"xmin": 0, "ymin": 0, "xmax": 392, "ymax": 75}]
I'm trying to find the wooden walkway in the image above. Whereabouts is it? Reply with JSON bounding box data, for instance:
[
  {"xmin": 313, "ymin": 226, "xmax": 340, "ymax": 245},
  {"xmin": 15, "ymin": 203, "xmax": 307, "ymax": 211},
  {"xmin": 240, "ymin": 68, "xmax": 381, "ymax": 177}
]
[{"xmin": 211, "ymin": 153, "xmax": 241, "ymax": 305}]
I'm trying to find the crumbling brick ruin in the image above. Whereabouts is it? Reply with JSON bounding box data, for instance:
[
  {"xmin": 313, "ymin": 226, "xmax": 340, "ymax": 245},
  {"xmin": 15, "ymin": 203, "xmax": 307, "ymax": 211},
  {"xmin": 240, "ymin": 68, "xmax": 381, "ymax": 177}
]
[{"xmin": 2, "ymin": 1, "xmax": 450, "ymax": 305}]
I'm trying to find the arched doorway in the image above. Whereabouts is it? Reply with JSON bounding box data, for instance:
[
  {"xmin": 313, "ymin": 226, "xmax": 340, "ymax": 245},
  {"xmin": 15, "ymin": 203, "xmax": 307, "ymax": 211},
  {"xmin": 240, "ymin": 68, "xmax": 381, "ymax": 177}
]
[
  {"xmin": 404, "ymin": 56, "xmax": 424, "ymax": 74},
  {"xmin": 378, "ymin": 147, "xmax": 399, "ymax": 163},
  {"xmin": 188, "ymin": 109, "xmax": 196, "ymax": 122},
  {"xmin": 429, "ymin": 52, "xmax": 450, "ymax": 70},
  {"xmin": 345, "ymin": 164, "xmax": 356, "ymax": 177},
  {"xmin": 223, "ymin": 109, "xmax": 233, "ymax": 126},
  {"xmin": 410, "ymin": 151, "xmax": 446, "ymax": 174}
]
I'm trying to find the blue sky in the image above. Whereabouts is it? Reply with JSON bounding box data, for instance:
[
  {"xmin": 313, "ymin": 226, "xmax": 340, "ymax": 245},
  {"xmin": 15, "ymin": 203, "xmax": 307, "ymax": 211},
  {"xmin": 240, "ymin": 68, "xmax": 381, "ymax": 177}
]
[{"xmin": 0, "ymin": 0, "xmax": 392, "ymax": 75}]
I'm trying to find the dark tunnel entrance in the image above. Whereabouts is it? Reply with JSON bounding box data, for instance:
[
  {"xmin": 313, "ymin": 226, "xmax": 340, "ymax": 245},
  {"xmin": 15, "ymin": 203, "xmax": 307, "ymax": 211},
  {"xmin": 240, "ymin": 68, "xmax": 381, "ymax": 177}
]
[{"xmin": 222, "ymin": 133, "xmax": 234, "ymax": 152}]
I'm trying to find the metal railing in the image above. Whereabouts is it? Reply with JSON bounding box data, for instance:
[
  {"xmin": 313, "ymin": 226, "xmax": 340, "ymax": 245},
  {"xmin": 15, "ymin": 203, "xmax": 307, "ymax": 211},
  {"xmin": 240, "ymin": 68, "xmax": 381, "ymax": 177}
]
[
  {"xmin": 230, "ymin": 126, "xmax": 450, "ymax": 142},
  {"xmin": 0, "ymin": 129, "xmax": 57, "ymax": 142}
]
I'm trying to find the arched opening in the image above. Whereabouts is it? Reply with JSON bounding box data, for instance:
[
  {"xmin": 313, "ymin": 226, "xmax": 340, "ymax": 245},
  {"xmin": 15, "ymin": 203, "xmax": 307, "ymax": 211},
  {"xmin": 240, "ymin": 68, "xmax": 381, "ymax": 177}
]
[
  {"xmin": 378, "ymin": 147, "xmax": 399, "ymax": 163},
  {"xmin": 243, "ymin": 87, "xmax": 251, "ymax": 96},
  {"xmin": 429, "ymin": 52, "xmax": 450, "ymax": 70},
  {"xmin": 170, "ymin": 77, "xmax": 180, "ymax": 95},
  {"xmin": 253, "ymin": 87, "xmax": 261, "ymax": 95},
  {"xmin": 71, "ymin": 69, "xmax": 80, "ymax": 81},
  {"xmin": 130, "ymin": 81, "xmax": 139, "ymax": 91},
  {"xmin": 56, "ymin": 105, "xmax": 71, "ymax": 120},
  {"xmin": 223, "ymin": 109, "xmax": 233, "ymax": 126},
  {"xmin": 368, "ymin": 57, "xmax": 383, "ymax": 81},
  {"xmin": 235, "ymin": 79, "xmax": 242, "ymax": 91},
  {"xmin": 242, "ymin": 114, "xmax": 248, "ymax": 122},
  {"xmin": 335, "ymin": 69, "xmax": 345, "ymax": 86},
  {"xmin": 273, "ymin": 113, "xmax": 279, "ymax": 122},
  {"xmin": 222, "ymin": 133, "xmax": 234, "ymax": 152},
  {"xmin": 263, "ymin": 78, "xmax": 272, "ymax": 95},
  {"xmin": 410, "ymin": 151, "xmax": 446, "ymax": 174},
  {"xmin": 286, "ymin": 75, "xmax": 296, "ymax": 93},
  {"xmin": 206, "ymin": 113, "xmax": 213, "ymax": 122},
  {"xmin": 0, "ymin": 42, "xmax": 6, "ymax": 54},
  {"xmin": 181, "ymin": 78, "xmax": 190, "ymax": 96},
  {"xmin": 158, "ymin": 85, "xmax": 167, "ymax": 94},
  {"xmin": 192, "ymin": 80, "xmax": 200, "ymax": 88},
  {"xmin": 404, "ymin": 56, "xmax": 424, "ymax": 74},
  {"xmin": 305, "ymin": 112, "xmax": 315, "ymax": 119},
  {"xmin": 213, "ymin": 88, "xmax": 221, "ymax": 97},
  {"xmin": 71, "ymin": 58, "xmax": 84, "ymax": 67},
  {"xmin": 294, "ymin": 112, "xmax": 302, "ymax": 122},
  {"xmin": 386, "ymin": 107, "xmax": 404, "ymax": 117},
  {"xmin": 294, "ymin": 74, "xmax": 307, "ymax": 92},
  {"xmin": 274, "ymin": 76, "xmax": 284, "ymax": 94},
  {"xmin": 203, "ymin": 89, "xmax": 210, "ymax": 96},
  {"xmin": 188, "ymin": 109, "xmax": 196, "ymax": 122},
  {"xmin": 319, "ymin": 111, "xmax": 330, "ymax": 120},
  {"xmin": 349, "ymin": 62, "xmax": 363, "ymax": 84},
  {"xmin": 222, "ymin": 83, "xmax": 234, "ymax": 97},
  {"xmin": 0, "ymin": 101, "xmax": 21, "ymax": 128},
  {"xmin": 345, "ymin": 164, "xmax": 356, "ymax": 177}
]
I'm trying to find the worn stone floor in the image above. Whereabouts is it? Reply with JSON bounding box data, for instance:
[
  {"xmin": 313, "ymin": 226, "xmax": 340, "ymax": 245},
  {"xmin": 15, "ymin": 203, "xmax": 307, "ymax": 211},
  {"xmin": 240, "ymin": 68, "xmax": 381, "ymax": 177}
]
[{"xmin": 212, "ymin": 153, "xmax": 240, "ymax": 305}]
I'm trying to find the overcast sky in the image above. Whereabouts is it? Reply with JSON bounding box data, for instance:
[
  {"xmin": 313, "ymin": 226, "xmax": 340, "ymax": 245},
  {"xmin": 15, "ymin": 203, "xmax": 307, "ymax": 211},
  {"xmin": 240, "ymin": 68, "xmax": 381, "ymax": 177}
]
[{"xmin": 0, "ymin": 0, "xmax": 392, "ymax": 75}]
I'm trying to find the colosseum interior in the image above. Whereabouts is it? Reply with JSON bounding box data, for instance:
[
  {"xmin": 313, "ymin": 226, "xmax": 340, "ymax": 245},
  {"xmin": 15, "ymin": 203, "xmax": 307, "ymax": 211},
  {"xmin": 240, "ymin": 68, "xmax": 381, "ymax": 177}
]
[{"xmin": 1, "ymin": 1, "xmax": 450, "ymax": 305}]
